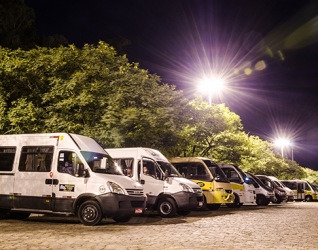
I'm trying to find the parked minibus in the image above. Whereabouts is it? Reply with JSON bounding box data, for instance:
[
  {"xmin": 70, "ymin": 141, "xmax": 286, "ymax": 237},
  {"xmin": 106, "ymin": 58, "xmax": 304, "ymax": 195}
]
[
  {"xmin": 280, "ymin": 180, "xmax": 318, "ymax": 202},
  {"xmin": 246, "ymin": 172, "xmax": 275, "ymax": 206},
  {"xmin": 256, "ymin": 175, "xmax": 286, "ymax": 203},
  {"xmin": 0, "ymin": 133, "xmax": 147, "ymax": 226},
  {"xmin": 267, "ymin": 176, "xmax": 294, "ymax": 202},
  {"xmin": 106, "ymin": 148, "xmax": 203, "ymax": 217},
  {"xmin": 218, "ymin": 163, "xmax": 256, "ymax": 207},
  {"xmin": 169, "ymin": 157, "xmax": 234, "ymax": 210}
]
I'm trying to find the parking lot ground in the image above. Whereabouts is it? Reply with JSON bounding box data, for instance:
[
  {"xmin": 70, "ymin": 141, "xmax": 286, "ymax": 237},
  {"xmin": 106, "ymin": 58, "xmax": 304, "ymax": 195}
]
[{"xmin": 1, "ymin": 202, "xmax": 318, "ymax": 250}]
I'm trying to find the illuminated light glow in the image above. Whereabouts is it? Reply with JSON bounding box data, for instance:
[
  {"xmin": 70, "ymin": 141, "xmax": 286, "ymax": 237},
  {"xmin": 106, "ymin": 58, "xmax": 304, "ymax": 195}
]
[
  {"xmin": 254, "ymin": 60, "xmax": 266, "ymax": 71},
  {"xmin": 233, "ymin": 68, "xmax": 240, "ymax": 75},
  {"xmin": 274, "ymin": 138, "xmax": 294, "ymax": 160},
  {"xmin": 277, "ymin": 50, "xmax": 285, "ymax": 61},
  {"xmin": 266, "ymin": 47, "xmax": 273, "ymax": 57},
  {"xmin": 244, "ymin": 68, "xmax": 252, "ymax": 75},
  {"xmin": 198, "ymin": 76, "xmax": 225, "ymax": 105},
  {"xmin": 284, "ymin": 15, "xmax": 318, "ymax": 49}
]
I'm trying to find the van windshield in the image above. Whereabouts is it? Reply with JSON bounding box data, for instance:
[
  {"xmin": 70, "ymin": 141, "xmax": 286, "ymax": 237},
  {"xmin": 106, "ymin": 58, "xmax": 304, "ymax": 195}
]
[
  {"xmin": 157, "ymin": 161, "xmax": 181, "ymax": 177},
  {"xmin": 81, "ymin": 151, "xmax": 123, "ymax": 175},
  {"xmin": 202, "ymin": 160, "xmax": 228, "ymax": 182}
]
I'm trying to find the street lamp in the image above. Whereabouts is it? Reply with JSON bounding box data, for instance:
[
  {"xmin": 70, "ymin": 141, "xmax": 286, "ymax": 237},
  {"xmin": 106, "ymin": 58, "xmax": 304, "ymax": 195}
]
[
  {"xmin": 198, "ymin": 77, "xmax": 224, "ymax": 105},
  {"xmin": 275, "ymin": 139, "xmax": 294, "ymax": 161}
]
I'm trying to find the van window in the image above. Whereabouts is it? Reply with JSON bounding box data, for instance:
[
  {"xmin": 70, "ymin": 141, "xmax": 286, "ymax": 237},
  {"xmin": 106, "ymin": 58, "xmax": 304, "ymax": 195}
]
[
  {"xmin": 221, "ymin": 167, "xmax": 242, "ymax": 183},
  {"xmin": 142, "ymin": 158, "xmax": 157, "ymax": 177},
  {"xmin": 113, "ymin": 158, "xmax": 134, "ymax": 177},
  {"xmin": 19, "ymin": 146, "xmax": 53, "ymax": 172},
  {"xmin": 58, "ymin": 151, "xmax": 84, "ymax": 176},
  {"xmin": 0, "ymin": 147, "xmax": 16, "ymax": 171}
]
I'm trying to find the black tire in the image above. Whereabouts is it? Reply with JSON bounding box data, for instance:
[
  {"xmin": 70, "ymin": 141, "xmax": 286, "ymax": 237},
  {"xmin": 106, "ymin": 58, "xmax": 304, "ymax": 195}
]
[
  {"xmin": 78, "ymin": 200, "xmax": 103, "ymax": 226},
  {"xmin": 206, "ymin": 204, "xmax": 221, "ymax": 210},
  {"xmin": 256, "ymin": 195, "xmax": 267, "ymax": 206},
  {"xmin": 157, "ymin": 198, "xmax": 177, "ymax": 218},
  {"xmin": 113, "ymin": 215, "xmax": 132, "ymax": 223},
  {"xmin": 177, "ymin": 209, "xmax": 191, "ymax": 216},
  {"xmin": 8, "ymin": 212, "xmax": 30, "ymax": 220},
  {"xmin": 305, "ymin": 196, "xmax": 313, "ymax": 202},
  {"xmin": 226, "ymin": 193, "xmax": 241, "ymax": 208}
]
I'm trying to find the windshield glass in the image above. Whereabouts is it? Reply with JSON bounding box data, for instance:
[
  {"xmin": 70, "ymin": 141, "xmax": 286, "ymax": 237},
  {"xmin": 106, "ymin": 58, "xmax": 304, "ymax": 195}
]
[
  {"xmin": 249, "ymin": 173, "xmax": 273, "ymax": 190},
  {"xmin": 274, "ymin": 180, "xmax": 285, "ymax": 188},
  {"xmin": 203, "ymin": 160, "xmax": 228, "ymax": 182},
  {"xmin": 157, "ymin": 161, "xmax": 181, "ymax": 177},
  {"xmin": 81, "ymin": 151, "xmax": 123, "ymax": 175}
]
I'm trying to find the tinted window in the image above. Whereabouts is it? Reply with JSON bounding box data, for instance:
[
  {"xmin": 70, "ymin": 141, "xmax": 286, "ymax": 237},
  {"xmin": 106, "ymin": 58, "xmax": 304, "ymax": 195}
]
[
  {"xmin": 19, "ymin": 146, "xmax": 53, "ymax": 172},
  {"xmin": 0, "ymin": 147, "xmax": 16, "ymax": 171}
]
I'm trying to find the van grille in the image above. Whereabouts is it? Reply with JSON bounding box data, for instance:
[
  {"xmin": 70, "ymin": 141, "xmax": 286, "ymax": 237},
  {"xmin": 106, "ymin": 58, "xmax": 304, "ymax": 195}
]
[{"xmin": 126, "ymin": 189, "xmax": 144, "ymax": 196}]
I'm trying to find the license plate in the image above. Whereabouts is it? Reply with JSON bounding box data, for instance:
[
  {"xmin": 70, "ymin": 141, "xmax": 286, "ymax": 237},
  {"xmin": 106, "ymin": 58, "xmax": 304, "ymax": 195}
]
[
  {"xmin": 134, "ymin": 208, "xmax": 143, "ymax": 214},
  {"xmin": 199, "ymin": 201, "xmax": 203, "ymax": 207}
]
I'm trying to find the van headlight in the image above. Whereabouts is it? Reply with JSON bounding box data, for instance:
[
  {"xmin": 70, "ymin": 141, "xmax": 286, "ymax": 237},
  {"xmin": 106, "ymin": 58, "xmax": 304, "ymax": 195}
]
[
  {"xmin": 180, "ymin": 183, "xmax": 194, "ymax": 193},
  {"xmin": 107, "ymin": 182, "xmax": 126, "ymax": 195}
]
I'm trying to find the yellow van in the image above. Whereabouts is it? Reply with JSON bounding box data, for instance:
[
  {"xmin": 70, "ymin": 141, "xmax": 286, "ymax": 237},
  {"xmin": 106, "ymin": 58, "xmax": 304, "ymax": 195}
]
[
  {"xmin": 170, "ymin": 157, "xmax": 234, "ymax": 210},
  {"xmin": 281, "ymin": 180, "xmax": 318, "ymax": 202}
]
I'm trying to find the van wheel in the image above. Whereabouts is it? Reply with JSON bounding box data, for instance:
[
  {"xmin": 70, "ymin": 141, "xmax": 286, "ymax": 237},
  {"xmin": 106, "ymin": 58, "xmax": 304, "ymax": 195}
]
[
  {"xmin": 305, "ymin": 196, "xmax": 313, "ymax": 202},
  {"xmin": 207, "ymin": 204, "xmax": 221, "ymax": 210},
  {"xmin": 8, "ymin": 212, "xmax": 30, "ymax": 220},
  {"xmin": 157, "ymin": 198, "xmax": 177, "ymax": 218},
  {"xmin": 177, "ymin": 209, "xmax": 191, "ymax": 216},
  {"xmin": 226, "ymin": 193, "xmax": 240, "ymax": 208},
  {"xmin": 113, "ymin": 215, "xmax": 132, "ymax": 223},
  {"xmin": 256, "ymin": 195, "xmax": 267, "ymax": 206},
  {"xmin": 78, "ymin": 200, "xmax": 102, "ymax": 226}
]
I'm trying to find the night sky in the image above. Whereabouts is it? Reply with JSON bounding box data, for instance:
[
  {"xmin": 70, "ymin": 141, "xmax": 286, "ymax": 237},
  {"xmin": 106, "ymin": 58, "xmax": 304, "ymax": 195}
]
[{"xmin": 24, "ymin": 0, "xmax": 318, "ymax": 170}]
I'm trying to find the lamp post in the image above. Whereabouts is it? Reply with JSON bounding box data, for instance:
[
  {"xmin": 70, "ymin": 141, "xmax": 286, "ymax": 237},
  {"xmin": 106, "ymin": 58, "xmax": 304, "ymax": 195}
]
[
  {"xmin": 198, "ymin": 77, "xmax": 224, "ymax": 105},
  {"xmin": 275, "ymin": 139, "xmax": 293, "ymax": 160}
]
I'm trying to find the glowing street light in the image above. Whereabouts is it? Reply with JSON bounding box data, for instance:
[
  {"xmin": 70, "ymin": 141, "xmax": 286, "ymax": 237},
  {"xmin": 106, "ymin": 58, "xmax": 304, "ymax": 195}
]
[
  {"xmin": 275, "ymin": 138, "xmax": 294, "ymax": 161},
  {"xmin": 198, "ymin": 77, "xmax": 224, "ymax": 105}
]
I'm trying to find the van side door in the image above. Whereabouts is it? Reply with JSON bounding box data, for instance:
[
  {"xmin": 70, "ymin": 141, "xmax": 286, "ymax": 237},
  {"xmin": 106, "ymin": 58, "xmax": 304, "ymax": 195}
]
[
  {"xmin": 51, "ymin": 150, "xmax": 88, "ymax": 213},
  {"xmin": 14, "ymin": 145, "xmax": 54, "ymax": 211}
]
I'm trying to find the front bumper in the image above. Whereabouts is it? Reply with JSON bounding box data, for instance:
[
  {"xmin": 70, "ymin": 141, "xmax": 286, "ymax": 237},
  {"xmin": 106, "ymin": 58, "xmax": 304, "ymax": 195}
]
[
  {"xmin": 96, "ymin": 193, "xmax": 147, "ymax": 218},
  {"xmin": 172, "ymin": 191, "xmax": 203, "ymax": 210}
]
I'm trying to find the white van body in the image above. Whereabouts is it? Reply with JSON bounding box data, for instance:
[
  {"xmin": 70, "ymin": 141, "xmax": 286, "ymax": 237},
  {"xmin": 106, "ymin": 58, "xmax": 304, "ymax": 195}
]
[
  {"xmin": 0, "ymin": 133, "xmax": 146, "ymax": 225},
  {"xmin": 267, "ymin": 176, "xmax": 294, "ymax": 202},
  {"xmin": 218, "ymin": 163, "xmax": 256, "ymax": 207},
  {"xmin": 246, "ymin": 173, "xmax": 275, "ymax": 206},
  {"xmin": 106, "ymin": 148, "xmax": 203, "ymax": 217}
]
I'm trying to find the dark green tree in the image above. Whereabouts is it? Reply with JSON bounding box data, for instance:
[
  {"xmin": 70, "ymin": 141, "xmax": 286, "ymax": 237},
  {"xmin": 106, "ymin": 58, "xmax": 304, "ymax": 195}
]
[{"xmin": 0, "ymin": 0, "xmax": 36, "ymax": 49}]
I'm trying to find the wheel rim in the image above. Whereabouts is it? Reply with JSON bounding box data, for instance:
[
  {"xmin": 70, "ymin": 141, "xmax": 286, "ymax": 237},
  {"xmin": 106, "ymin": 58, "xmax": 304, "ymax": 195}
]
[
  {"xmin": 82, "ymin": 205, "xmax": 98, "ymax": 222},
  {"xmin": 160, "ymin": 201, "xmax": 172, "ymax": 215}
]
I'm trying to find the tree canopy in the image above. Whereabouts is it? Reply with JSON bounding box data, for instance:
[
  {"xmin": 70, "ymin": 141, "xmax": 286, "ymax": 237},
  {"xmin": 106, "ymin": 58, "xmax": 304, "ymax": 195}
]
[{"xmin": 0, "ymin": 40, "xmax": 317, "ymax": 182}]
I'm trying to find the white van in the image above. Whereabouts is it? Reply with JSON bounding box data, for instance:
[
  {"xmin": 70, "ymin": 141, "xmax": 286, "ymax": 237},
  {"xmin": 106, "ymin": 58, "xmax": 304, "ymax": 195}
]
[
  {"xmin": 0, "ymin": 133, "xmax": 146, "ymax": 226},
  {"xmin": 246, "ymin": 172, "xmax": 275, "ymax": 206},
  {"xmin": 106, "ymin": 148, "xmax": 204, "ymax": 217},
  {"xmin": 267, "ymin": 176, "xmax": 294, "ymax": 202},
  {"xmin": 218, "ymin": 163, "xmax": 256, "ymax": 207}
]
